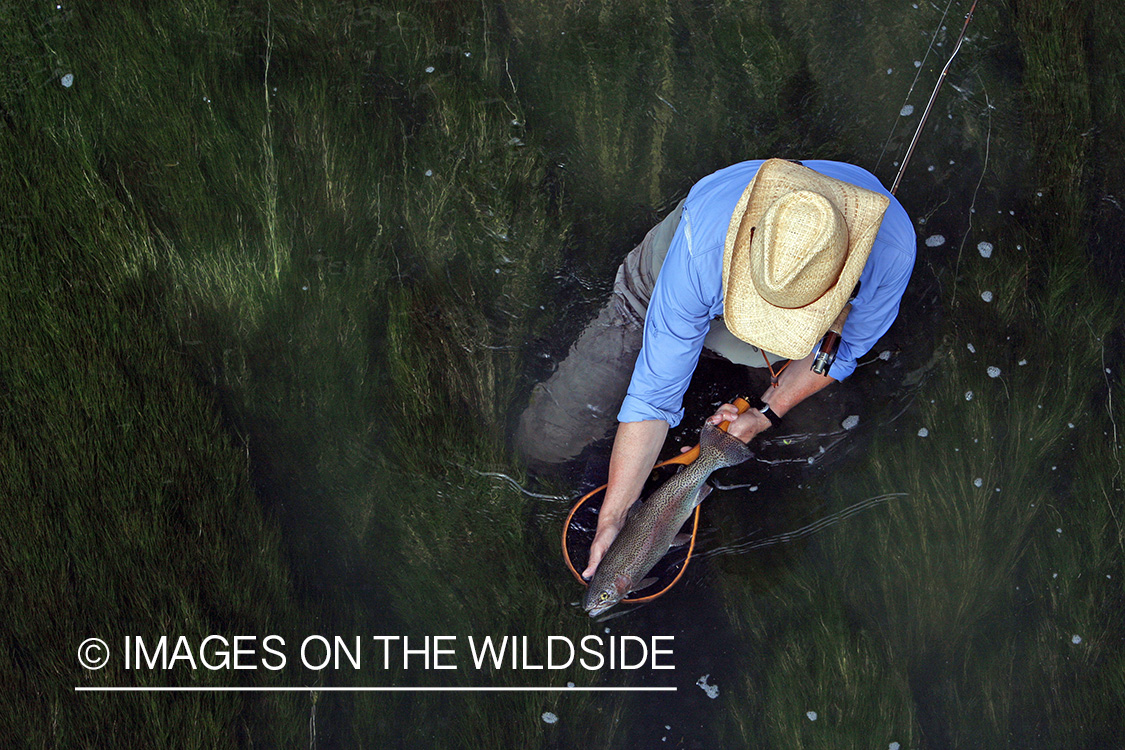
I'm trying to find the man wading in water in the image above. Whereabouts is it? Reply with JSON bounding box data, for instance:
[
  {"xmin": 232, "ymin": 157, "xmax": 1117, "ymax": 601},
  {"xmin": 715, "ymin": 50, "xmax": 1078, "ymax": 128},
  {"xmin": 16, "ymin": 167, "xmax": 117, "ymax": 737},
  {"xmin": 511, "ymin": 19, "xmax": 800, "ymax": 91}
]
[{"xmin": 516, "ymin": 159, "xmax": 916, "ymax": 578}]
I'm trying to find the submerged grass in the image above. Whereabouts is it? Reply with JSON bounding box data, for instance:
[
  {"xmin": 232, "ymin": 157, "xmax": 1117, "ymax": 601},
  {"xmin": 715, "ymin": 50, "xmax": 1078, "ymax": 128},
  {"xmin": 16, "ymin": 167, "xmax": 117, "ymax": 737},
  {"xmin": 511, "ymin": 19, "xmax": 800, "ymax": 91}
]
[
  {"xmin": 713, "ymin": 2, "xmax": 1125, "ymax": 748},
  {"xmin": 0, "ymin": 89, "xmax": 306, "ymax": 746},
  {"xmin": 4, "ymin": 0, "xmax": 1123, "ymax": 747},
  {"xmin": 2, "ymin": 1, "xmax": 606, "ymax": 746}
]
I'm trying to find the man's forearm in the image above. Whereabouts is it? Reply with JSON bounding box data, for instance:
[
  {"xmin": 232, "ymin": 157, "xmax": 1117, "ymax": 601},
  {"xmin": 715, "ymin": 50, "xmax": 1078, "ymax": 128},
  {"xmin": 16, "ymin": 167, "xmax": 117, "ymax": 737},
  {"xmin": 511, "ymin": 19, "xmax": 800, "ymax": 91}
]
[
  {"xmin": 581, "ymin": 419, "xmax": 669, "ymax": 578},
  {"xmin": 601, "ymin": 419, "xmax": 669, "ymax": 525},
  {"xmin": 761, "ymin": 349, "xmax": 836, "ymax": 417}
]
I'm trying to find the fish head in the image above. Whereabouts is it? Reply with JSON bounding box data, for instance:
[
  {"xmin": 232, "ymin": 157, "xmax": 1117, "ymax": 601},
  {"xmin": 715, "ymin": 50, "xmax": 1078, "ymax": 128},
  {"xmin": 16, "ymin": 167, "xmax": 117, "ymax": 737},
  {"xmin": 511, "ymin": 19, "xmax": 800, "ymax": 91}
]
[{"xmin": 583, "ymin": 573, "xmax": 632, "ymax": 617}]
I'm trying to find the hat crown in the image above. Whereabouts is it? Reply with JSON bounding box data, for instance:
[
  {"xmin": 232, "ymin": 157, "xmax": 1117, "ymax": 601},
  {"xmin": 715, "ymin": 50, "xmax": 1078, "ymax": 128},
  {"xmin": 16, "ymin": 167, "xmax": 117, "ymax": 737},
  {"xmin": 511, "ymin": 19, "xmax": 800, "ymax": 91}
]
[
  {"xmin": 721, "ymin": 159, "xmax": 891, "ymax": 360},
  {"xmin": 750, "ymin": 190, "xmax": 848, "ymax": 309}
]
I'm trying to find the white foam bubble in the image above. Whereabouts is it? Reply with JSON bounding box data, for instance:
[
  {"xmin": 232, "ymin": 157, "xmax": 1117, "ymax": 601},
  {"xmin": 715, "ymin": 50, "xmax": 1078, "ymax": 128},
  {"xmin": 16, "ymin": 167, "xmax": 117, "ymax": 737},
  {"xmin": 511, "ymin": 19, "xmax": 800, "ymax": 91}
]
[
  {"xmin": 696, "ymin": 674, "xmax": 719, "ymax": 699},
  {"xmin": 925, "ymin": 234, "xmax": 945, "ymax": 247},
  {"xmin": 61, "ymin": 73, "xmax": 74, "ymax": 88},
  {"xmin": 981, "ymin": 291, "xmax": 993, "ymax": 302},
  {"xmin": 918, "ymin": 428, "xmax": 929, "ymax": 437},
  {"xmin": 987, "ymin": 366, "xmax": 1001, "ymax": 378},
  {"xmin": 900, "ymin": 104, "xmax": 915, "ymax": 116},
  {"xmin": 842, "ymin": 415, "xmax": 860, "ymax": 430},
  {"xmin": 542, "ymin": 712, "xmax": 558, "ymax": 724},
  {"xmin": 978, "ymin": 241, "xmax": 993, "ymax": 258},
  {"xmin": 973, "ymin": 477, "xmax": 983, "ymax": 487},
  {"xmin": 965, "ymin": 391, "xmax": 974, "ymax": 401},
  {"xmin": 806, "ymin": 711, "xmax": 818, "ymax": 721}
]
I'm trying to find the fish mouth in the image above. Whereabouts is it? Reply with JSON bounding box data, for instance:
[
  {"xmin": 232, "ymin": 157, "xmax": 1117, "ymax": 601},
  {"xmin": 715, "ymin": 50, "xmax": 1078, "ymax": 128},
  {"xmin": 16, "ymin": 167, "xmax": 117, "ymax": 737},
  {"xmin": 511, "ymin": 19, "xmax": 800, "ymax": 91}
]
[{"xmin": 584, "ymin": 600, "xmax": 617, "ymax": 617}]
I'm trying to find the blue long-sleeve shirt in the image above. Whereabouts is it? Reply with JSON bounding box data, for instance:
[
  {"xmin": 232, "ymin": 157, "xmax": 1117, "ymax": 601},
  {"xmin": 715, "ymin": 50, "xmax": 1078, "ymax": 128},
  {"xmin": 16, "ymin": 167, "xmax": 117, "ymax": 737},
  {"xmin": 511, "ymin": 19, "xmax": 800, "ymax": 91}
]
[{"xmin": 618, "ymin": 159, "xmax": 916, "ymax": 427}]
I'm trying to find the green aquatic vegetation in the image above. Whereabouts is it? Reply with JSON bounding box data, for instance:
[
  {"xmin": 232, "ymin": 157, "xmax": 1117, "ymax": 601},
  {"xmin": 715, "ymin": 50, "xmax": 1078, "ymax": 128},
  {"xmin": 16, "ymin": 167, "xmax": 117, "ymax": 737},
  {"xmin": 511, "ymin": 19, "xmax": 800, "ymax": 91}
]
[
  {"xmin": 712, "ymin": 2, "xmax": 1124, "ymax": 747},
  {"xmin": 4, "ymin": 0, "xmax": 1124, "ymax": 746},
  {"xmin": 2, "ymin": 0, "xmax": 603, "ymax": 745},
  {"xmin": 720, "ymin": 224, "xmax": 1121, "ymax": 749},
  {"xmin": 505, "ymin": 0, "xmax": 805, "ymax": 271},
  {"xmin": 0, "ymin": 121, "xmax": 307, "ymax": 746}
]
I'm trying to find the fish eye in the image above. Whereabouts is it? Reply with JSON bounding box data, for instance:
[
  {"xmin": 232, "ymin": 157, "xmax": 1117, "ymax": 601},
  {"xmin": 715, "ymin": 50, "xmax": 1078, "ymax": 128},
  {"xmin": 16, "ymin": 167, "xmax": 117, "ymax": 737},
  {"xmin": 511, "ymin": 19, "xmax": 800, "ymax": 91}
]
[{"xmin": 598, "ymin": 592, "xmax": 609, "ymax": 602}]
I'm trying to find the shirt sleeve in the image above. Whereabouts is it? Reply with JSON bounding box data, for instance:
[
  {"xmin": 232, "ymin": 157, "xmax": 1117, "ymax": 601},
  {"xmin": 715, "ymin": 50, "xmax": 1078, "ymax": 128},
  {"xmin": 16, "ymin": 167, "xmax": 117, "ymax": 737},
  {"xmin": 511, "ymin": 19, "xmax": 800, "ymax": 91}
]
[
  {"xmin": 827, "ymin": 236, "xmax": 916, "ymax": 380},
  {"xmin": 617, "ymin": 220, "xmax": 715, "ymax": 427}
]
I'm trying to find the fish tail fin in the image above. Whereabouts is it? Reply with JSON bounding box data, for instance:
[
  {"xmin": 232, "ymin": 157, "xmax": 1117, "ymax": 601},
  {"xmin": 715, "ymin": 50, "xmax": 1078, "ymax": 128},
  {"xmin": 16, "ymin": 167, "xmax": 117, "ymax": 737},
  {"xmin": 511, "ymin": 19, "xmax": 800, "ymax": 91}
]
[{"xmin": 700, "ymin": 423, "xmax": 754, "ymax": 468}]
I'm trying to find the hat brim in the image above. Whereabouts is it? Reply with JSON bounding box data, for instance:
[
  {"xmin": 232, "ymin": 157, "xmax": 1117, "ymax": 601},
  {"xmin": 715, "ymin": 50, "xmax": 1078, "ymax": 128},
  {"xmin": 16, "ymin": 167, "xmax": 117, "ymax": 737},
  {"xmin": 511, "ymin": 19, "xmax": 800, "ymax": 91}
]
[{"xmin": 721, "ymin": 159, "xmax": 890, "ymax": 360}]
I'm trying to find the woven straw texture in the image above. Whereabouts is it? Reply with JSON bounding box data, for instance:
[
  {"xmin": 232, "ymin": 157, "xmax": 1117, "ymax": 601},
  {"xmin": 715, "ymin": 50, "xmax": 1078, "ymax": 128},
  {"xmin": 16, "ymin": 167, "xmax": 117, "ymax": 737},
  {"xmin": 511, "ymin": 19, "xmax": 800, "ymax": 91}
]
[{"xmin": 721, "ymin": 159, "xmax": 890, "ymax": 360}]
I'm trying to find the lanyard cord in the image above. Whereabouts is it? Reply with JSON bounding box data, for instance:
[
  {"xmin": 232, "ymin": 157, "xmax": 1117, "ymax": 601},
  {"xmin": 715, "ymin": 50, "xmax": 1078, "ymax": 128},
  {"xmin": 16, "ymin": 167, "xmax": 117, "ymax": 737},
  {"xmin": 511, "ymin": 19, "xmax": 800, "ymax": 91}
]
[{"xmin": 760, "ymin": 349, "xmax": 790, "ymax": 387}]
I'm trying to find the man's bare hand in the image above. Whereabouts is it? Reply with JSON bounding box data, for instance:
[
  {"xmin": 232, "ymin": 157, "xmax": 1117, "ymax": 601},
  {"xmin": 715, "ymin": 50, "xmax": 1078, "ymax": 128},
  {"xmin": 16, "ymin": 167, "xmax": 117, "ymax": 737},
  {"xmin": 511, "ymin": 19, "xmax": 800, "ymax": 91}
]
[
  {"xmin": 582, "ymin": 514, "xmax": 626, "ymax": 580},
  {"xmin": 705, "ymin": 403, "xmax": 770, "ymax": 444}
]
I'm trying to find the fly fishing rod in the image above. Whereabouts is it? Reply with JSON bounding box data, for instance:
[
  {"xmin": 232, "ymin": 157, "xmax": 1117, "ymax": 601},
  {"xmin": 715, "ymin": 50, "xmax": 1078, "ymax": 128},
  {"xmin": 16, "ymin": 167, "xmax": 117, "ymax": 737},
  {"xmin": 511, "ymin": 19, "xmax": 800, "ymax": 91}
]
[
  {"xmin": 812, "ymin": 0, "xmax": 979, "ymax": 374},
  {"xmin": 891, "ymin": 0, "xmax": 980, "ymax": 194}
]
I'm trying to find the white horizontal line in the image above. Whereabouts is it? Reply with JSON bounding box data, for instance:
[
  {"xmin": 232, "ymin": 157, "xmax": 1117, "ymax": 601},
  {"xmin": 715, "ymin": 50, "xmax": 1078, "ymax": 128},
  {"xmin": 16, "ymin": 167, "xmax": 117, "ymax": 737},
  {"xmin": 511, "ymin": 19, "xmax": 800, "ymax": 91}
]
[{"xmin": 75, "ymin": 686, "xmax": 676, "ymax": 693}]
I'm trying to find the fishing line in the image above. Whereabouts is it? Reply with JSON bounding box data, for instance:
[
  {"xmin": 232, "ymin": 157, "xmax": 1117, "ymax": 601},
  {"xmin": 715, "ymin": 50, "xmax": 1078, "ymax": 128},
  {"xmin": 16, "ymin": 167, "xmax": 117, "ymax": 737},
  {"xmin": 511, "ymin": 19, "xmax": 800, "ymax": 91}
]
[
  {"xmin": 462, "ymin": 467, "xmax": 570, "ymax": 500},
  {"xmin": 890, "ymin": 0, "xmax": 981, "ymax": 194},
  {"xmin": 874, "ymin": 0, "xmax": 958, "ymax": 174},
  {"xmin": 696, "ymin": 492, "xmax": 907, "ymax": 559},
  {"xmin": 951, "ymin": 76, "xmax": 992, "ymax": 304}
]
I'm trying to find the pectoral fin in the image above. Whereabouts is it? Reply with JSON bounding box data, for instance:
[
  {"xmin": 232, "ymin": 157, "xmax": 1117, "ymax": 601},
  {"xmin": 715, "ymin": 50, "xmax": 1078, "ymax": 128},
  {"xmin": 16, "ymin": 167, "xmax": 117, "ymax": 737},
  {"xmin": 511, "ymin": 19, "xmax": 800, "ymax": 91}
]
[
  {"xmin": 630, "ymin": 577, "xmax": 659, "ymax": 593},
  {"xmin": 690, "ymin": 483, "xmax": 713, "ymax": 509},
  {"xmin": 671, "ymin": 533, "xmax": 693, "ymax": 548}
]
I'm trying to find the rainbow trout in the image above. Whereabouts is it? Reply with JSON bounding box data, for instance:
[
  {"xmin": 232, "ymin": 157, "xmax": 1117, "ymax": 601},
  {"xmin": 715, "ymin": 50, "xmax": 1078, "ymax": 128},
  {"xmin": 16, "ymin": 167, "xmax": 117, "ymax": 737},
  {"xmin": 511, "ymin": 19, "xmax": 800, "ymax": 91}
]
[{"xmin": 583, "ymin": 422, "xmax": 753, "ymax": 616}]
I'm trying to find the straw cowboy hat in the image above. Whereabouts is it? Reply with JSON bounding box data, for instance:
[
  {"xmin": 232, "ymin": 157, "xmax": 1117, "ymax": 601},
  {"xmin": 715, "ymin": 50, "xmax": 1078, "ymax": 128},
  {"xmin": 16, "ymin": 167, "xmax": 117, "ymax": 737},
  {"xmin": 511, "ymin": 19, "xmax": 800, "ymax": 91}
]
[{"xmin": 721, "ymin": 159, "xmax": 891, "ymax": 360}]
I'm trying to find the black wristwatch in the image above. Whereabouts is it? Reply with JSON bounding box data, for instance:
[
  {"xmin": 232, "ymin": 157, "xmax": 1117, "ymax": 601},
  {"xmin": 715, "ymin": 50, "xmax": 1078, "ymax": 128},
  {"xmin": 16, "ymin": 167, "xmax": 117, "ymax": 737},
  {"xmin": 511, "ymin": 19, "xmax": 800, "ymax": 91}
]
[{"xmin": 757, "ymin": 403, "xmax": 783, "ymax": 429}]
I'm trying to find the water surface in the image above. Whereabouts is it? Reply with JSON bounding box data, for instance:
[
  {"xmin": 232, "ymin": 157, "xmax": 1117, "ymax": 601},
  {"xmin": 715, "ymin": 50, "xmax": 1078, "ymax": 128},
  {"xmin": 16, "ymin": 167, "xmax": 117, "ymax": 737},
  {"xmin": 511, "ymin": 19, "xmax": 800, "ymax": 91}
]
[{"xmin": 3, "ymin": 1, "xmax": 1123, "ymax": 748}]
